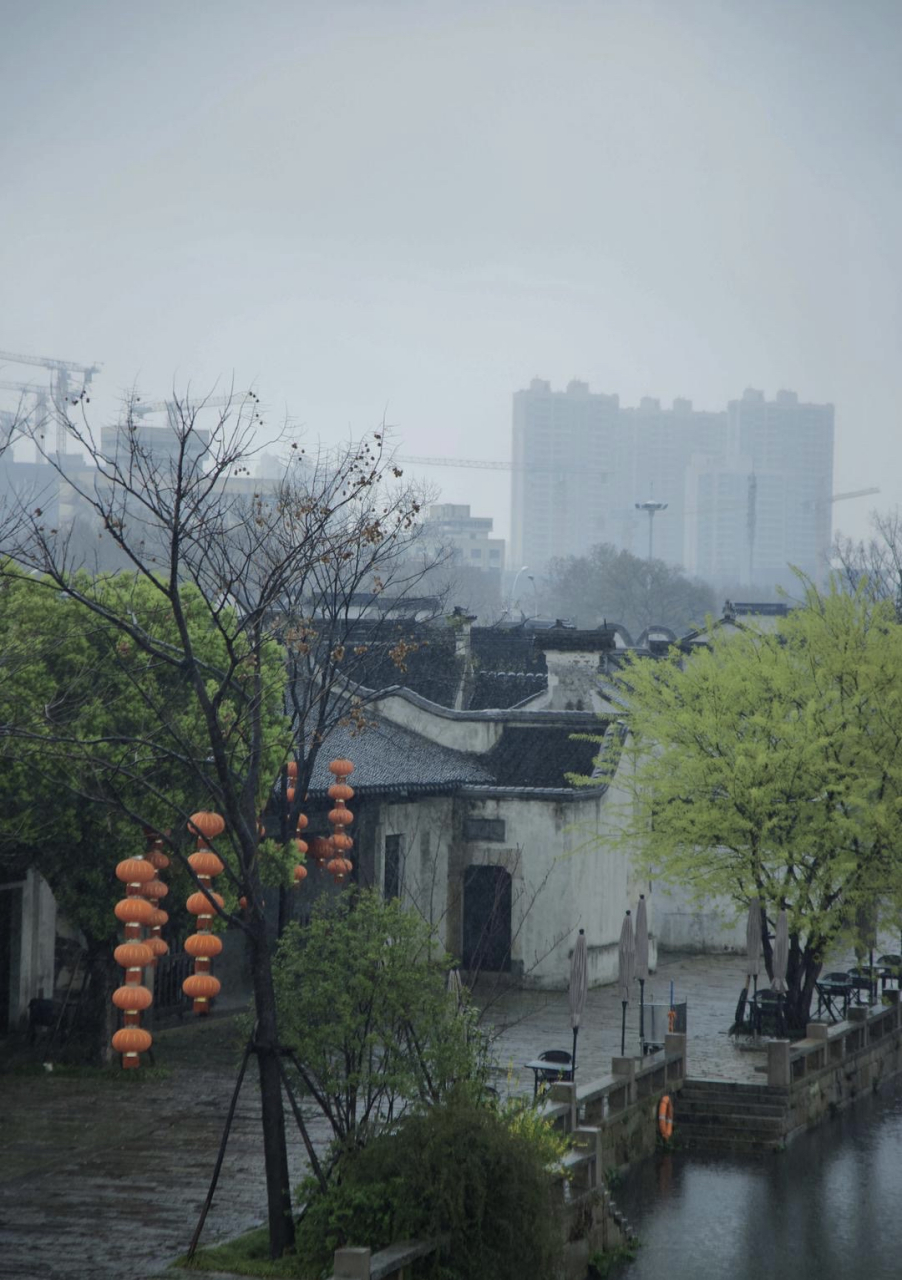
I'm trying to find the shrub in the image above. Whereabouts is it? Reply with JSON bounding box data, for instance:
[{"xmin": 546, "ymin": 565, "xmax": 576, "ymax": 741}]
[{"xmin": 295, "ymin": 1096, "xmax": 564, "ymax": 1280}]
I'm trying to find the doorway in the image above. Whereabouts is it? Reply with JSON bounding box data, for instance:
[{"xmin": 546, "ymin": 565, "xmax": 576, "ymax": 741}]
[{"xmin": 462, "ymin": 865, "xmax": 512, "ymax": 972}]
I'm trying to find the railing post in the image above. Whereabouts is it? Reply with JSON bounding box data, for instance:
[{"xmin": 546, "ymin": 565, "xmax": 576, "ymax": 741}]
[
  {"xmin": 767, "ymin": 1040, "xmax": 791, "ymax": 1087},
  {"xmin": 333, "ymin": 1246, "xmax": 371, "ymax": 1279}
]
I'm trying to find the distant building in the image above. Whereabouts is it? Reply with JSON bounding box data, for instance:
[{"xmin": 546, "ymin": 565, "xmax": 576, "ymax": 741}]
[
  {"xmin": 511, "ymin": 380, "xmax": 835, "ymax": 590},
  {"xmin": 422, "ymin": 503, "xmax": 505, "ymax": 573}
]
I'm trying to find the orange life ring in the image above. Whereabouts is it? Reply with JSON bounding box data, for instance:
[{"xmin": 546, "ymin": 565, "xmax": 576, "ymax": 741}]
[{"xmin": 657, "ymin": 1094, "xmax": 674, "ymax": 1140}]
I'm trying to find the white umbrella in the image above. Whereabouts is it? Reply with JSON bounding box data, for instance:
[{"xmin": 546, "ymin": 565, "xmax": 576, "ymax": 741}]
[
  {"xmin": 618, "ymin": 910, "xmax": 634, "ymax": 1056},
  {"xmin": 771, "ymin": 909, "xmax": 788, "ymax": 995},
  {"xmin": 568, "ymin": 929, "xmax": 589, "ymax": 1073},
  {"xmin": 772, "ymin": 908, "xmax": 789, "ymax": 1036},
  {"xmin": 735, "ymin": 897, "xmax": 761, "ymax": 1029},
  {"xmin": 635, "ymin": 896, "xmax": 649, "ymax": 1054}
]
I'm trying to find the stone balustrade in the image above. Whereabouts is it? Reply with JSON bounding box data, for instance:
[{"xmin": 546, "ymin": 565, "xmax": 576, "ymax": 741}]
[{"xmin": 767, "ymin": 990, "xmax": 901, "ymax": 1089}]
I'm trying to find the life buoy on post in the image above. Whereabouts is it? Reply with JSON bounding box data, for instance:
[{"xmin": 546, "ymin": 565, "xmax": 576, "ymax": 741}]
[{"xmin": 657, "ymin": 1094, "xmax": 674, "ymax": 1140}]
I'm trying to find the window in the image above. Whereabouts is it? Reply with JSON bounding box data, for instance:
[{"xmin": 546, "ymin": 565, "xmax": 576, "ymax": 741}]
[
  {"xmin": 384, "ymin": 834, "xmax": 403, "ymax": 900},
  {"xmin": 464, "ymin": 818, "xmax": 506, "ymax": 843}
]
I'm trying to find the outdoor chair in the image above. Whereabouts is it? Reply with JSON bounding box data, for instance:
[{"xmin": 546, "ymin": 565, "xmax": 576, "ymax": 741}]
[
  {"xmin": 847, "ymin": 967, "xmax": 875, "ymax": 1004},
  {"xmin": 752, "ymin": 990, "xmax": 784, "ymax": 1037},
  {"xmin": 815, "ymin": 973, "xmax": 852, "ymax": 1022},
  {"xmin": 876, "ymin": 955, "xmax": 902, "ymax": 991},
  {"xmin": 529, "ymin": 1049, "xmax": 573, "ymax": 1098}
]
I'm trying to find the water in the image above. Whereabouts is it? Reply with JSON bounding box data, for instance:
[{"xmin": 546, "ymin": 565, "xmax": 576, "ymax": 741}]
[{"xmin": 611, "ymin": 1079, "xmax": 902, "ymax": 1280}]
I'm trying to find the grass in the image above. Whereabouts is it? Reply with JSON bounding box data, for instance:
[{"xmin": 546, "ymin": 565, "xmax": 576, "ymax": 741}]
[{"xmin": 176, "ymin": 1226, "xmax": 309, "ymax": 1278}]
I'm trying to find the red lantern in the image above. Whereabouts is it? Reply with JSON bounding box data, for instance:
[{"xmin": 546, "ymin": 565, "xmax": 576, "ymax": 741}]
[
  {"xmin": 187, "ymin": 811, "xmax": 226, "ymax": 842},
  {"xmin": 330, "ymin": 831, "xmax": 354, "ymax": 853},
  {"xmin": 186, "ymin": 890, "xmax": 224, "ymax": 917},
  {"xmin": 294, "ymin": 863, "xmax": 308, "ymax": 884},
  {"xmin": 114, "ymin": 897, "xmax": 153, "ymax": 926},
  {"xmin": 144, "ymin": 936, "xmax": 169, "ymax": 960},
  {"xmin": 328, "ymin": 806, "xmax": 354, "ymax": 827},
  {"xmin": 112, "ymin": 985, "xmax": 153, "ymax": 1013},
  {"xmin": 296, "ymin": 813, "xmax": 309, "ymax": 832},
  {"xmin": 327, "ymin": 856, "xmax": 353, "ymax": 883},
  {"xmin": 287, "ymin": 761, "xmax": 298, "ymax": 780},
  {"xmin": 142, "ymin": 878, "xmax": 169, "ymax": 901},
  {"xmin": 113, "ymin": 942, "xmax": 152, "ymax": 971},
  {"xmin": 184, "ymin": 933, "xmax": 224, "ymax": 959},
  {"xmin": 188, "ymin": 850, "xmax": 224, "ymax": 878},
  {"xmin": 184, "ymin": 811, "xmax": 226, "ymax": 1016},
  {"xmin": 311, "ymin": 836, "xmax": 331, "ymax": 865},
  {"xmin": 328, "ymin": 759, "xmax": 354, "ymax": 778},
  {"xmin": 183, "ymin": 973, "xmax": 221, "ymax": 1013},
  {"xmin": 327, "ymin": 782, "xmax": 354, "ymax": 802},
  {"xmin": 112, "ymin": 1026, "xmax": 152, "ymax": 1067},
  {"xmin": 115, "ymin": 858, "xmax": 155, "ymax": 885}
]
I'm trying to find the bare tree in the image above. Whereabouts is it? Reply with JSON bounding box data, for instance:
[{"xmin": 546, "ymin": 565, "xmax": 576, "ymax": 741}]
[
  {"xmin": 0, "ymin": 387, "xmax": 443, "ymax": 1258},
  {"xmin": 833, "ymin": 509, "xmax": 902, "ymax": 617}
]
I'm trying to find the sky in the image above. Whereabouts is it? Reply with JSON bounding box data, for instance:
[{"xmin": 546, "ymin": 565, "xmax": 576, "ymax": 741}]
[{"xmin": 1, "ymin": 0, "xmax": 900, "ymax": 548}]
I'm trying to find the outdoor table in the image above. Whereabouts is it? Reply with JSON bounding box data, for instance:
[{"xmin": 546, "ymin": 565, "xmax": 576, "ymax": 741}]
[
  {"xmin": 815, "ymin": 976, "xmax": 851, "ymax": 1023},
  {"xmin": 523, "ymin": 1056, "xmax": 573, "ymax": 1099}
]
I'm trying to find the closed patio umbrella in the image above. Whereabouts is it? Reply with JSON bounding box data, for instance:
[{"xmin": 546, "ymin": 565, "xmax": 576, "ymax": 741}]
[
  {"xmin": 735, "ymin": 897, "xmax": 762, "ymax": 1028},
  {"xmin": 569, "ymin": 929, "xmax": 588, "ymax": 1074},
  {"xmin": 635, "ymin": 896, "xmax": 649, "ymax": 1054},
  {"xmin": 618, "ymin": 910, "xmax": 634, "ymax": 1056},
  {"xmin": 772, "ymin": 908, "xmax": 789, "ymax": 1035}
]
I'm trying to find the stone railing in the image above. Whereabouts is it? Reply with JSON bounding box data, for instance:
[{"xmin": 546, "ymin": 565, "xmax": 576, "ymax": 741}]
[
  {"xmin": 767, "ymin": 990, "xmax": 901, "ymax": 1089},
  {"xmin": 328, "ymin": 1238, "xmax": 443, "ymax": 1280},
  {"xmin": 539, "ymin": 1031, "xmax": 687, "ymax": 1134}
]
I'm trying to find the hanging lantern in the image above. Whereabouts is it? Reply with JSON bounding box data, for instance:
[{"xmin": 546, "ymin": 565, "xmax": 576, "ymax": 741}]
[
  {"xmin": 294, "ymin": 863, "xmax": 308, "ymax": 884},
  {"xmin": 112, "ymin": 847, "xmax": 155, "ymax": 1068},
  {"xmin": 112, "ymin": 1026, "xmax": 152, "ymax": 1068},
  {"xmin": 296, "ymin": 813, "xmax": 308, "ymax": 832},
  {"xmin": 187, "ymin": 811, "xmax": 226, "ymax": 844},
  {"xmin": 145, "ymin": 829, "xmax": 170, "ymax": 872},
  {"xmin": 309, "ymin": 835, "xmax": 330, "ymax": 866},
  {"xmin": 144, "ymin": 905, "xmax": 169, "ymax": 966},
  {"xmin": 326, "ymin": 856, "xmax": 353, "ymax": 883},
  {"xmin": 183, "ymin": 811, "xmax": 225, "ymax": 1015},
  {"xmin": 326, "ymin": 759, "xmax": 354, "ymax": 885}
]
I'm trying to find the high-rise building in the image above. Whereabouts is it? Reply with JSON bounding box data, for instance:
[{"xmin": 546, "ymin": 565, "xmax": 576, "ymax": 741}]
[
  {"xmin": 421, "ymin": 503, "xmax": 506, "ymax": 572},
  {"xmin": 511, "ymin": 380, "xmax": 835, "ymax": 590}
]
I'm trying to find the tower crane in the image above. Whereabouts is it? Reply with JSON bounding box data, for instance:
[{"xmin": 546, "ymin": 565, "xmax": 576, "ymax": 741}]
[
  {"xmin": 0, "ymin": 348, "xmax": 102, "ymax": 457},
  {"xmin": 128, "ymin": 393, "xmax": 245, "ymax": 421},
  {"xmin": 394, "ymin": 453, "xmax": 603, "ymax": 476}
]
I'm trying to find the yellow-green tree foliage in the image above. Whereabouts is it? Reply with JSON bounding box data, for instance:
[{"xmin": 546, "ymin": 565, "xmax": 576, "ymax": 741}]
[{"xmin": 594, "ymin": 582, "xmax": 902, "ymax": 1027}]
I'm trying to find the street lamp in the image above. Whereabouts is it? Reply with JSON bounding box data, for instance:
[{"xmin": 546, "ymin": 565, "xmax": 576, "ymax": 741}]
[
  {"xmin": 634, "ymin": 501, "xmax": 668, "ymax": 562},
  {"xmin": 509, "ymin": 564, "xmax": 530, "ymax": 617}
]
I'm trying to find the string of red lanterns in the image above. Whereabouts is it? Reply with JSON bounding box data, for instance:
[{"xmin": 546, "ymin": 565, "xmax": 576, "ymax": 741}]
[
  {"xmin": 111, "ymin": 851, "xmax": 155, "ymax": 1068},
  {"xmin": 289, "ymin": 761, "xmax": 309, "ymax": 887},
  {"xmin": 183, "ymin": 811, "xmax": 225, "ymax": 1015},
  {"xmin": 326, "ymin": 758, "xmax": 354, "ymax": 883}
]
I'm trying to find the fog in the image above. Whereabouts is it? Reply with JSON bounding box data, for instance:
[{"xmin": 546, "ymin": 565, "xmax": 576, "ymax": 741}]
[{"xmin": 2, "ymin": 0, "xmax": 900, "ymax": 545}]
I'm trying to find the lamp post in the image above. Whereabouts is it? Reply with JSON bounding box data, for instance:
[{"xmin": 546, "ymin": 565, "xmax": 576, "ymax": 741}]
[
  {"xmin": 634, "ymin": 500, "xmax": 668, "ymax": 562},
  {"xmin": 509, "ymin": 564, "xmax": 530, "ymax": 617}
]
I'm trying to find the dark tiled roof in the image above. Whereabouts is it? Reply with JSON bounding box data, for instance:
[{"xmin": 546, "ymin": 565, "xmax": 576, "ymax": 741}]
[
  {"xmin": 533, "ymin": 627, "xmax": 619, "ymax": 653},
  {"xmin": 483, "ymin": 724, "xmax": 608, "ymax": 789},
  {"xmin": 306, "ymin": 715, "xmax": 495, "ymax": 797}
]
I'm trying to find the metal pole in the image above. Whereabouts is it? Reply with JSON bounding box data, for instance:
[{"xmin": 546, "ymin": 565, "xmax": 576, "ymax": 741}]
[
  {"xmin": 621, "ymin": 1001, "xmax": 627, "ymax": 1056},
  {"xmin": 639, "ymin": 977, "xmax": 645, "ymax": 1055},
  {"xmin": 187, "ymin": 1038, "xmax": 254, "ymax": 1260}
]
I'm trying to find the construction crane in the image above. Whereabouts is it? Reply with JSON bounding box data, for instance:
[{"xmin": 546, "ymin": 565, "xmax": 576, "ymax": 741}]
[
  {"xmin": 394, "ymin": 453, "xmax": 604, "ymax": 475},
  {"xmin": 803, "ymin": 486, "xmax": 881, "ymax": 512},
  {"xmin": 128, "ymin": 393, "xmax": 246, "ymax": 420},
  {"xmin": 0, "ymin": 348, "xmax": 101, "ymax": 457}
]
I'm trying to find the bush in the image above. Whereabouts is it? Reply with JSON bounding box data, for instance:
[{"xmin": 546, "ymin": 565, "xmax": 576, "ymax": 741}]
[
  {"xmin": 274, "ymin": 890, "xmax": 492, "ymax": 1152},
  {"xmin": 294, "ymin": 1096, "xmax": 564, "ymax": 1280}
]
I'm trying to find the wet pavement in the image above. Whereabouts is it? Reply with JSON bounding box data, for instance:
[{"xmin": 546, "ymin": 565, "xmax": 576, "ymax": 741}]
[{"xmin": 0, "ymin": 949, "xmax": 852, "ymax": 1279}]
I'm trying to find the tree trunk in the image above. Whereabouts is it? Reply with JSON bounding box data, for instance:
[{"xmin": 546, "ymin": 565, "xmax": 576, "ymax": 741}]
[
  {"xmin": 248, "ymin": 921, "xmax": 295, "ymax": 1258},
  {"xmin": 79, "ymin": 941, "xmax": 116, "ymax": 1066},
  {"xmin": 783, "ymin": 936, "xmax": 821, "ymax": 1032}
]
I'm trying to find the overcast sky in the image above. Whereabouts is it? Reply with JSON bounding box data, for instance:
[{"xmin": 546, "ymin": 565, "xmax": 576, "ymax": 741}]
[{"xmin": 1, "ymin": 0, "xmax": 899, "ymax": 547}]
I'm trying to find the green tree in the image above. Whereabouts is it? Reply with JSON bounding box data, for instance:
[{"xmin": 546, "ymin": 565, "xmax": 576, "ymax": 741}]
[
  {"xmin": 584, "ymin": 581, "xmax": 902, "ymax": 1030},
  {"xmin": 542, "ymin": 542, "xmax": 716, "ymax": 638},
  {"xmin": 275, "ymin": 889, "xmax": 491, "ymax": 1165},
  {"xmin": 0, "ymin": 568, "xmax": 287, "ymax": 1057}
]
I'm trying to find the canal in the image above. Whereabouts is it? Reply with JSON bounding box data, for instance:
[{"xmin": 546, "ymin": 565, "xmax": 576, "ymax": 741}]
[{"xmin": 611, "ymin": 1078, "xmax": 902, "ymax": 1279}]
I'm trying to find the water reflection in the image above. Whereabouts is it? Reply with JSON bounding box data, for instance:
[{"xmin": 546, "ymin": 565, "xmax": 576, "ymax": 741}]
[{"xmin": 612, "ymin": 1079, "xmax": 902, "ymax": 1279}]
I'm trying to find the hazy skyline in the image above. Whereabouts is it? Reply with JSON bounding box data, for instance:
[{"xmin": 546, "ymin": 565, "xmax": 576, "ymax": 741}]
[{"xmin": 2, "ymin": 0, "xmax": 899, "ymax": 550}]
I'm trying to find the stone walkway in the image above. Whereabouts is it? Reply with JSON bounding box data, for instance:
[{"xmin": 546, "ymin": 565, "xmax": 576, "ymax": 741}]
[{"xmin": 0, "ymin": 949, "xmax": 860, "ymax": 1279}]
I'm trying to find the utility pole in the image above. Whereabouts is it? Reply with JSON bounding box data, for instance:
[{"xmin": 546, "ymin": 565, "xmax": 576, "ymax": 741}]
[{"xmin": 634, "ymin": 500, "xmax": 668, "ymax": 562}]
